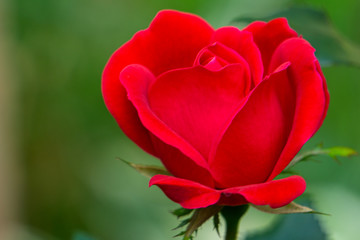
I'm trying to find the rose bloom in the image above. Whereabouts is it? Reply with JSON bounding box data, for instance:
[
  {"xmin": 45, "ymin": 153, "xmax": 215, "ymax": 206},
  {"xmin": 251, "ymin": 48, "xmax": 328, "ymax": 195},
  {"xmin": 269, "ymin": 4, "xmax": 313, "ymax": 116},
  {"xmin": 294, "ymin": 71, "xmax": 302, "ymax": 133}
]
[{"xmin": 102, "ymin": 10, "xmax": 329, "ymax": 209}]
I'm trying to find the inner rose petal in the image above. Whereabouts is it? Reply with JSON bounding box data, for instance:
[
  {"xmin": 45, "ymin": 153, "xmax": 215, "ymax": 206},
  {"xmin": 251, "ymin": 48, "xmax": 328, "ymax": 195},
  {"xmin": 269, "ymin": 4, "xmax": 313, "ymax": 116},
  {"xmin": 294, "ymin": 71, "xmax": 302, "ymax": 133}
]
[
  {"xmin": 203, "ymin": 56, "xmax": 227, "ymax": 71},
  {"xmin": 148, "ymin": 64, "xmax": 251, "ymax": 161},
  {"xmin": 212, "ymin": 27, "xmax": 264, "ymax": 86},
  {"xmin": 194, "ymin": 42, "xmax": 251, "ymax": 73}
]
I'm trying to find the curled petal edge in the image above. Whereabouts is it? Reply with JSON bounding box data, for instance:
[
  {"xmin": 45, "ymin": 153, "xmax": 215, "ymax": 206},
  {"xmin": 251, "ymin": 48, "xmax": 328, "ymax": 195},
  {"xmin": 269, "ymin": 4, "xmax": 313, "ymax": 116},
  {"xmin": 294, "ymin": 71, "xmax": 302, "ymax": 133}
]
[
  {"xmin": 149, "ymin": 175, "xmax": 306, "ymax": 209},
  {"xmin": 102, "ymin": 9, "xmax": 214, "ymax": 158},
  {"xmin": 120, "ymin": 64, "xmax": 209, "ymax": 171}
]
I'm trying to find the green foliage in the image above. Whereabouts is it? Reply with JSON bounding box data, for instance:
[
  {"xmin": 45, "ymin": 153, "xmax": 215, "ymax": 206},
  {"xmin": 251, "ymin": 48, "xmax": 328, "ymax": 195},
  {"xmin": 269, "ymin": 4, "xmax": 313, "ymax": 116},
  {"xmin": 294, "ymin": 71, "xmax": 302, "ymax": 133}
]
[
  {"xmin": 245, "ymin": 205, "xmax": 327, "ymax": 240},
  {"xmin": 119, "ymin": 158, "xmax": 171, "ymax": 178},
  {"xmin": 232, "ymin": 7, "xmax": 360, "ymax": 67},
  {"xmin": 72, "ymin": 232, "xmax": 97, "ymax": 240}
]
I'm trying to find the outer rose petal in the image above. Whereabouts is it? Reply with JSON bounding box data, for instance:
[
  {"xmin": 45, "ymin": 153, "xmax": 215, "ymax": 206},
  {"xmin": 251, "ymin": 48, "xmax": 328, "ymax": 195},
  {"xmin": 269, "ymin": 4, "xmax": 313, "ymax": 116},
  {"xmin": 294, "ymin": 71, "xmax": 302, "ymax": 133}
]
[
  {"xmin": 102, "ymin": 10, "xmax": 214, "ymax": 156},
  {"xmin": 120, "ymin": 64, "xmax": 212, "ymax": 183},
  {"xmin": 149, "ymin": 175, "xmax": 221, "ymax": 209},
  {"xmin": 267, "ymin": 38, "xmax": 329, "ymax": 180},
  {"xmin": 212, "ymin": 27, "xmax": 263, "ymax": 86},
  {"xmin": 315, "ymin": 61, "xmax": 330, "ymax": 126},
  {"xmin": 243, "ymin": 18, "xmax": 297, "ymax": 75},
  {"xmin": 218, "ymin": 175, "xmax": 306, "ymax": 208},
  {"xmin": 150, "ymin": 137, "xmax": 215, "ymax": 187},
  {"xmin": 210, "ymin": 62, "xmax": 294, "ymax": 188},
  {"xmin": 150, "ymin": 175, "xmax": 306, "ymax": 209}
]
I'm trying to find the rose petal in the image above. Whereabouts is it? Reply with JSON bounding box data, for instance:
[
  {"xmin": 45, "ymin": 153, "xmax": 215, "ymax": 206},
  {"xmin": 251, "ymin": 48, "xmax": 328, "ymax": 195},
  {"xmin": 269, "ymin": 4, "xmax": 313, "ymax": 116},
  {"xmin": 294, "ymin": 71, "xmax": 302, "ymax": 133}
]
[
  {"xmin": 194, "ymin": 42, "xmax": 251, "ymax": 72},
  {"xmin": 315, "ymin": 61, "xmax": 330, "ymax": 126},
  {"xmin": 119, "ymin": 64, "xmax": 211, "ymax": 179},
  {"xmin": 218, "ymin": 175, "xmax": 306, "ymax": 208},
  {"xmin": 102, "ymin": 10, "xmax": 214, "ymax": 156},
  {"xmin": 209, "ymin": 62, "xmax": 294, "ymax": 188},
  {"xmin": 213, "ymin": 27, "xmax": 264, "ymax": 86},
  {"xmin": 149, "ymin": 175, "xmax": 220, "ymax": 209},
  {"xmin": 267, "ymin": 38, "xmax": 329, "ymax": 180},
  {"xmin": 148, "ymin": 64, "xmax": 251, "ymax": 160},
  {"xmin": 149, "ymin": 137, "xmax": 215, "ymax": 187},
  {"xmin": 149, "ymin": 175, "xmax": 306, "ymax": 209},
  {"xmin": 243, "ymin": 18, "xmax": 298, "ymax": 75}
]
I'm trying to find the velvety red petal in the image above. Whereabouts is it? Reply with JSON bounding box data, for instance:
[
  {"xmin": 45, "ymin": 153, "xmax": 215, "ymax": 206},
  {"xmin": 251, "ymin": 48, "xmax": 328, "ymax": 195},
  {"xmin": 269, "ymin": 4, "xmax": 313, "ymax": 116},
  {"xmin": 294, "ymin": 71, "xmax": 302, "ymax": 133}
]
[
  {"xmin": 194, "ymin": 42, "xmax": 251, "ymax": 72},
  {"xmin": 102, "ymin": 80, "xmax": 156, "ymax": 155},
  {"xmin": 213, "ymin": 27, "xmax": 263, "ymax": 86},
  {"xmin": 316, "ymin": 61, "xmax": 330, "ymax": 126},
  {"xmin": 150, "ymin": 136, "xmax": 215, "ymax": 187},
  {"xmin": 119, "ymin": 64, "xmax": 210, "ymax": 173},
  {"xmin": 148, "ymin": 65, "xmax": 251, "ymax": 160},
  {"xmin": 218, "ymin": 176, "xmax": 306, "ymax": 208},
  {"xmin": 210, "ymin": 62, "xmax": 295, "ymax": 188},
  {"xmin": 149, "ymin": 175, "xmax": 220, "ymax": 209},
  {"xmin": 102, "ymin": 10, "xmax": 214, "ymax": 156},
  {"xmin": 105, "ymin": 10, "xmax": 214, "ymax": 77},
  {"xmin": 243, "ymin": 18, "xmax": 297, "ymax": 75},
  {"xmin": 150, "ymin": 175, "xmax": 305, "ymax": 209},
  {"xmin": 267, "ymin": 38, "xmax": 329, "ymax": 180}
]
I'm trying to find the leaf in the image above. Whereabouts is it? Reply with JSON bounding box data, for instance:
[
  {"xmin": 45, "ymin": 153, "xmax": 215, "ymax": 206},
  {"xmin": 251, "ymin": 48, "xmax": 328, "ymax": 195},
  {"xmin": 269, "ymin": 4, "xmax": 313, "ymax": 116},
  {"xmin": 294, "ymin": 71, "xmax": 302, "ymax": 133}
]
[
  {"xmin": 284, "ymin": 146, "xmax": 357, "ymax": 170},
  {"xmin": 183, "ymin": 205, "xmax": 223, "ymax": 239},
  {"xmin": 246, "ymin": 200, "xmax": 328, "ymax": 240},
  {"xmin": 118, "ymin": 158, "xmax": 171, "ymax": 178},
  {"xmin": 250, "ymin": 201, "xmax": 328, "ymax": 215},
  {"xmin": 232, "ymin": 6, "xmax": 360, "ymax": 67},
  {"xmin": 171, "ymin": 207, "xmax": 194, "ymax": 218}
]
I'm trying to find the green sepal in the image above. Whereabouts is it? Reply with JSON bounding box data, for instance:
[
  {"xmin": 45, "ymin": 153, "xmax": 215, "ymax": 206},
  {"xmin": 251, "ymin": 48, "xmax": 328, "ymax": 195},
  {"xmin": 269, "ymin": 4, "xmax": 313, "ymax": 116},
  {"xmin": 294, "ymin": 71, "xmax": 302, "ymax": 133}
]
[
  {"xmin": 171, "ymin": 207, "xmax": 194, "ymax": 218},
  {"xmin": 173, "ymin": 231, "xmax": 193, "ymax": 239},
  {"xmin": 284, "ymin": 145, "xmax": 357, "ymax": 171},
  {"xmin": 184, "ymin": 205, "xmax": 223, "ymax": 239},
  {"xmin": 118, "ymin": 158, "xmax": 171, "ymax": 178},
  {"xmin": 172, "ymin": 205, "xmax": 223, "ymax": 239},
  {"xmin": 251, "ymin": 201, "xmax": 329, "ymax": 215},
  {"xmin": 173, "ymin": 218, "xmax": 192, "ymax": 230},
  {"xmin": 213, "ymin": 212, "xmax": 221, "ymax": 237}
]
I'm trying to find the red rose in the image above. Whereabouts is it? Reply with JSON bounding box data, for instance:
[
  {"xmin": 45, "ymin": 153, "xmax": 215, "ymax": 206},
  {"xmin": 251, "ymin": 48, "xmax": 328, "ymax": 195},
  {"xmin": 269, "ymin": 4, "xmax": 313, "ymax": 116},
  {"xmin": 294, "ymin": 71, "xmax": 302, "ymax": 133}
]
[{"xmin": 102, "ymin": 10, "xmax": 329, "ymax": 209}]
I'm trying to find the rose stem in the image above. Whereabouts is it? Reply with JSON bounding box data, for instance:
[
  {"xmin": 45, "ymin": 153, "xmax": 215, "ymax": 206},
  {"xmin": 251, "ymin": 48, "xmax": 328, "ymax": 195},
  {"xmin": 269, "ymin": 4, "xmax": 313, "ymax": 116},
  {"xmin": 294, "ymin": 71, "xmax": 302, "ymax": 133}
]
[{"xmin": 221, "ymin": 204, "xmax": 249, "ymax": 240}]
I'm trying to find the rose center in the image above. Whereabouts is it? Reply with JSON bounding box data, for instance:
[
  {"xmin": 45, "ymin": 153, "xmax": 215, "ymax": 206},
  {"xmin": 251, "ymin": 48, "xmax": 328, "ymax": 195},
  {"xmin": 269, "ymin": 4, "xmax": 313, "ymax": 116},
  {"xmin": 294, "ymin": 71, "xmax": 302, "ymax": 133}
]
[{"xmin": 194, "ymin": 42, "xmax": 251, "ymax": 73}]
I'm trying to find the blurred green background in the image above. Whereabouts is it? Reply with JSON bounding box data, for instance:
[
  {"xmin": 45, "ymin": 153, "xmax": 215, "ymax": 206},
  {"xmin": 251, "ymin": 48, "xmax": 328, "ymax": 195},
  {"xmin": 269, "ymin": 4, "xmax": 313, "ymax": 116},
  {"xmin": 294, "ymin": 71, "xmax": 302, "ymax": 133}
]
[{"xmin": 1, "ymin": 0, "xmax": 359, "ymax": 239}]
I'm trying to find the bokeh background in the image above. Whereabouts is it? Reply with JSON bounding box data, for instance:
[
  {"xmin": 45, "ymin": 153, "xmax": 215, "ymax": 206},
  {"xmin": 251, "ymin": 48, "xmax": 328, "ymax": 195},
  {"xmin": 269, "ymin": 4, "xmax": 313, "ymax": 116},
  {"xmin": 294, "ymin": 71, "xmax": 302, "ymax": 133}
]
[{"xmin": 1, "ymin": 0, "xmax": 360, "ymax": 239}]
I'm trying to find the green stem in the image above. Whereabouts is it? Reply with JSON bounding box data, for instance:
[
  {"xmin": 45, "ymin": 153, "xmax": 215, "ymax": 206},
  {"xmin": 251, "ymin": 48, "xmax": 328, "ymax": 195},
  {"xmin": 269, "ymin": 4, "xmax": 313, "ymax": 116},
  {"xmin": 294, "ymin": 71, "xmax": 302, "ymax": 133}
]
[{"xmin": 221, "ymin": 205, "xmax": 249, "ymax": 240}]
